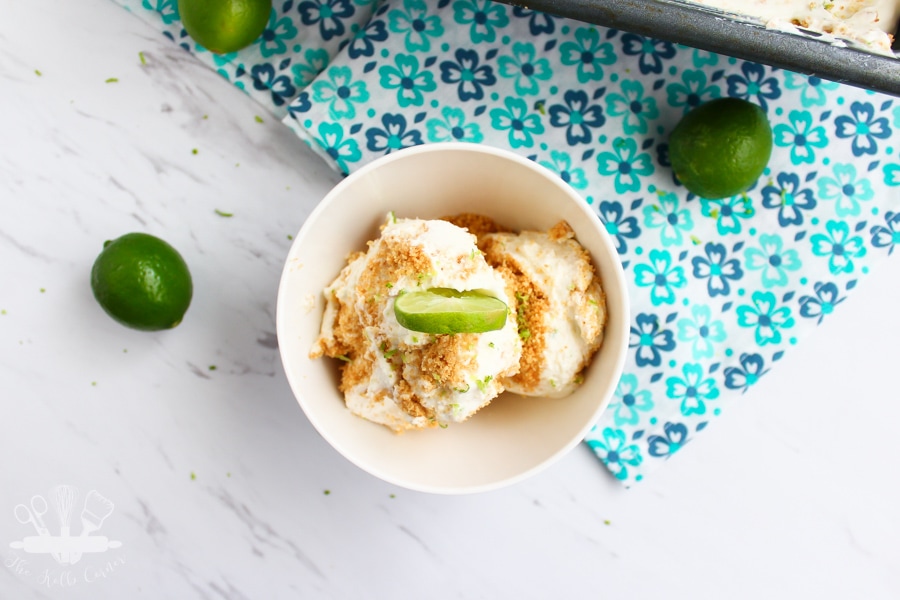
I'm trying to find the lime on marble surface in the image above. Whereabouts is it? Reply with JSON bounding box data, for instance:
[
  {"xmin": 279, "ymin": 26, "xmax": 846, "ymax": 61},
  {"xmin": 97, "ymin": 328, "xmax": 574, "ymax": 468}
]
[{"xmin": 90, "ymin": 232, "xmax": 193, "ymax": 331}]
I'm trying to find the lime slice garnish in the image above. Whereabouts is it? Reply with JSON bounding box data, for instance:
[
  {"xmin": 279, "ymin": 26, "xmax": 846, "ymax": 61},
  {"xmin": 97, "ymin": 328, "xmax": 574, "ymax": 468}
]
[{"xmin": 393, "ymin": 288, "xmax": 508, "ymax": 334}]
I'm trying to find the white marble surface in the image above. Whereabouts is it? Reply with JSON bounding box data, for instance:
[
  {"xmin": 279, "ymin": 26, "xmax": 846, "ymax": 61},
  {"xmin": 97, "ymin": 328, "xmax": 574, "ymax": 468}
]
[{"xmin": 2, "ymin": 1, "xmax": 899, "ymax": 598}]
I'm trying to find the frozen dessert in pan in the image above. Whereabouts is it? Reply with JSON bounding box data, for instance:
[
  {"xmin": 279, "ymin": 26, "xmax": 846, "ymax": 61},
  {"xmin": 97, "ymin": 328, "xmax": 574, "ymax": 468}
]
[{"xmin": 686, "ymin": 0, "xmax": 899, "ymax": 54}]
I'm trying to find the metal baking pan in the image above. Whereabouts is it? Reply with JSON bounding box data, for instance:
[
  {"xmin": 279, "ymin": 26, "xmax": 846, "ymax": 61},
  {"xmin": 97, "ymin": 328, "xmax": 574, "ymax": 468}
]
[{"xmin": 500, "ymin": 0, "xmax": 900, "ymax": 97}]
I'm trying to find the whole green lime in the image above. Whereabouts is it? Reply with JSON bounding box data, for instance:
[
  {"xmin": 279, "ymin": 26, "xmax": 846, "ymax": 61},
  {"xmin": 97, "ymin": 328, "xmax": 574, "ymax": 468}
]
[
  {"xmin": 91, "ymin": 233, "xmax": 193, "ymax": 331},
  {"xmin": 178, "ymin": 0, "xmax": 272, "ymax": 54},
  {"xmin": 668, "ymin": 97, "xmax": 773, "ymax": 199}
]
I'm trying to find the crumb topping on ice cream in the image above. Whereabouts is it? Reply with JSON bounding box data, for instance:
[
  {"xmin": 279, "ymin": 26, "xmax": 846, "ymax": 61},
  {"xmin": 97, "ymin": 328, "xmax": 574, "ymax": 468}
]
[{"xmin": 311, "ymin": 213, "xmax": 608, "ymax": 432}]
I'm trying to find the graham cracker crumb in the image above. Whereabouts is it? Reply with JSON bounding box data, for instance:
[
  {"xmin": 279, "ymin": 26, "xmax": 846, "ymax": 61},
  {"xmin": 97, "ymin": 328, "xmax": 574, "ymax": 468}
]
[
  {"xmin": 548, "ymin": 220, "xmax": 575, "ymax": 241},
  {"xmin": 481, "ymin": 238, "xmax": 548, "ymax": 393},
  {"xmin": 441, "ymin": 213, "xmax": 510, "ymax": 242}
]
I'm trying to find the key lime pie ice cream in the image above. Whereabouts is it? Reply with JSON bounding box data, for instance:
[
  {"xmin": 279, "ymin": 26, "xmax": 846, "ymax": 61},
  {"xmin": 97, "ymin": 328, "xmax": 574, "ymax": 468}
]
[
  {"xmin": 310, "ymin": 213, "xmax": 607, "ymax": 432},
  {"xmin": 686, "ymin": 0, "xmax": 900, "ymax": 54}
]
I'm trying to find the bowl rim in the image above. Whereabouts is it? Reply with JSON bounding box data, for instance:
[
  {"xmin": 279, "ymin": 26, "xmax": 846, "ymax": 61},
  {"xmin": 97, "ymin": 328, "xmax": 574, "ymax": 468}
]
[{"xmin": 275, "ymin": 142, "xmax": 630, "ymax": 494}]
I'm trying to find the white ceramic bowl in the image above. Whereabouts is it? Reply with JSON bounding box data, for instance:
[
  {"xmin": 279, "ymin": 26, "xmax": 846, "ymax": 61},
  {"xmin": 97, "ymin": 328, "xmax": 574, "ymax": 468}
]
[{"xmin": 276, "ymin": 143, "xmax": 629, "ymax": 494}]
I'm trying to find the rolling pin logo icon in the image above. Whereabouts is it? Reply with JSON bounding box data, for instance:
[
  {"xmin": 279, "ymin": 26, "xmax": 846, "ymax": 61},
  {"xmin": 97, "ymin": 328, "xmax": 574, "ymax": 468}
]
[{"xmin": 9, "ymin": 486, "xmax": 121, "ymax": 565}]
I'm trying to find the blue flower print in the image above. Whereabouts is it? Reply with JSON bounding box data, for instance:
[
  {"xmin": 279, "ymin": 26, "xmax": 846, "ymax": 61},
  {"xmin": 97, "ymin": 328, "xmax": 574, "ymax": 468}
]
[
  {"xmin": 723, "ymin": 352, "xmax": 769, "ymax": 393},
  {"xmin": 298, "ymin": 0, "xmax": 356, "ymax": 41},
  {"xmin": 642, "ymin": 192, "xmax": 694, "ymax": 247},
  {"xmin": 559, "ymin": 26, "xmax": 616, "ymax": 83},
  {"xmin": 257, "ymin": 9, "xmax": 298, "ymax": 58},
  {"xmin": 629, "ymin": 312, "xmax": 676, "ymax": 367},
  {"xmin": 425, "ymin": 106, "xmax": 483, "ymax": 143},
  {"xmin": 310, "ymin": 66, "xmax": 369, "ymax": 120},
  {"xmin": 143, "ymin": 0, "xmax": 179, "ymax": 24},
  {"xmin": 597, "ymin": 200, "xmax": 640, "ymax": 254},
  {"xmin": 666, "ymin": 69, "xmax": 721, "ymax": 114},
  {"xmin": 633, "ymin": 249, "xmax": 687, "ymax": 306},
  {"xmin": 489, "ymin": 96, "xmax": 544, "ymax": 148},
  {"xmin": 666, "ymin": 363, "xmax": 719, "ymax": 417},
  {"xmin": 341, "ymin": 18, "xmax": 388, "ymax": 59},
  {"xmin": 834, "ymin": 101, "xmax": 891, "ymax": 157},
  {"xmin": 761, "ymin": 172, "xmax": 817, "ymax": 227},
  {"xmin": 799, "ymin": 281, "xmax": 845, "ymax": 324},
  {"xmin": 783, "ymin": 72, "xmax": 839, "ymax": 108},
  {"xmin": 250, "ymin": 64, "xmax": 296, "ymax": 106},
  {"xmin": 700, "ymin": 195, "xmax": 754, "ymax": 235},
  {"xmin": 692, "ymin": 48, "xmax": 718, "ymax": 68},
  {"xmin": 691, "ymin": 242, "xmax": 744, "ymax": 297},
  {"xmin": 291, "ymin": 48, "xmax": 329, "ymax": 88},
  {"xmin": 743, "ymin": 233, "xmax": 801, "ymax": 288},
  {"xmin": 773, "ymin": 110, "xmax": 828, "ymax": 165},
  {"xmin": 736, "ymin": 291, "xmax": 795, "ymax": 346},
  {"xmin": 647, "ymin": 422, "xmax": 689, "ymax": 458},
  {"xmin": 539, "ymin": 150, "xmax": 588, "ymax": 190},
  {"xmin": 497, "ymin": 42, "xmax": 552, "ymax": 96},
  {"xmin": 606, "ymin": 80, "xmax": 659, "ymax": 135},
  {"xmin": 365, "ymin": 113, "xmax": 423, "ymax": 154},
  {"xmin": 439, "ymin": 48, "xmax": 496, "ymax": 102},
  {"xmin": 586, "ymin": 427, "xmax": 642, "ymax": 481},
  {"xmin": 619, "ymin": 33, "xmax": 675, "ymax": 75},
  {"xmin": 378, "ymin": 54, "xmax": 436, "ymax": 107},
  {"xmin": 548, "ymin": 90, "xmax": 605, "ymax": 145},
  {"xmin": 726, "ymin": 62, "xmax": 781, "ymax": 110},
  {"xmin": 816, "ymin": 163, "xmax": 874, "ymax": 217},
  {"xmin": 810, "ymin": 220, "xmax": 866, "ymax": 275},
  {"xmin": 512, "ymin": 6, "xmax": 555, "ymax": 35},
  {"xmin": 676, "ymin": 304, "xmax": 726, "ymax": 360},
  {"xmin": 596, "ymin": 137, "xmax": 654, "ymax": 194},
  {"xmin": 286, "ymin": 90, "xmax": 312, "ymax": 116},
  {"xmin": 609, "ymin": 374, "xmax": 654, "ymax": 426},
  {"xmin": 313, "ymin": 122, "xmax": 361, "ymax": 174},
  {"xmin": 871, "ymin": 211, "xmax": 900, "ymax": 255},
  {"xmin": 453, "ymin": 0, "xmax": 509, "ymax": 43},
  {"xmin": 388, "ymin": 0, "xmax": 444, "ymax": 52}
]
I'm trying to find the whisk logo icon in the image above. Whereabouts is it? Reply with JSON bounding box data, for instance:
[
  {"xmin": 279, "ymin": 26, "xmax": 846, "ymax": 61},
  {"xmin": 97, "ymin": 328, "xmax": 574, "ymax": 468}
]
[{"xmin": 10, "ymin": 485, "xmax": 121, "ymax": 566}]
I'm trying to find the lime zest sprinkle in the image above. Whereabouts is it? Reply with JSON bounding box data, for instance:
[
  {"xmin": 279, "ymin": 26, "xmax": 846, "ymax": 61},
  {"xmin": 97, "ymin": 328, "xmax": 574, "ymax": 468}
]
[
  {"xmin": 191, "ymin": 148, "xmax": 198, "ymax": 155},
  {"xmin": 385, "ymin": 282, "xmax": 393, "ymax": 288},
  {"xmin": 214, "ymin": 209, "xmax": 233, "ymax": 217},
  {"xmin": 453, "ymin": 384, "xmax": 470, "ymax": 393},
  {"xmin": 139, "ymin": 51, "xmax": 146, "ymax": 65},
  {"xmin": 190, "ymin": 472, "xmax": 196, "ymax": 481},
  {"xmin": 439, "ymin": 422, "xmax": 449, "ymax": 429},
  {"xmin": 287, "ymin": 234, "xmax": 294, "ymax": 240},
  {"xmin": 488, "ymin": 342, "xmax": 495, "ymax": 348},
  {"xmin": 208, "ymin": 365, "xmax": 217, "ymax": 371},
  {"xmin": 475, "ymin": 375, "xmax": 493, "ymax": 392},
  {"xmin": 690, "ymin": 235, "xmax": 702, "ymax": 245},
  {"xmin": 335, "ymin": 354, "xmax": 351, "ymax": 363},
  {"xmin": 573, "ymin": 374, "xmax": 585, "ymax": 385},
  {"xmin": 39, "ymin": 288, "xmax": 46, "ymax": 293},
  {"xmin": 34, "ymin": 69, "xmax": 42, "ymax": 76},
  {"xmin": 323, "ymin": 489, "xmax": 331, "ymax": 495},
  {"xmin": 105, "ymin": 77, "xmax": 118, "ymax": 83},
  {"xmin": 255, "ymin": 115, "xmax": 264, "ymax": 123}
]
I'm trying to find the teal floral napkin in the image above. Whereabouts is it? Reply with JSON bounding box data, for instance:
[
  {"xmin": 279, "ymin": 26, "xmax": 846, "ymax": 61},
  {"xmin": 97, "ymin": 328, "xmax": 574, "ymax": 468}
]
[{"xmin": 120, "ymin": 0, "xmax": 900, "ymax": 486}]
